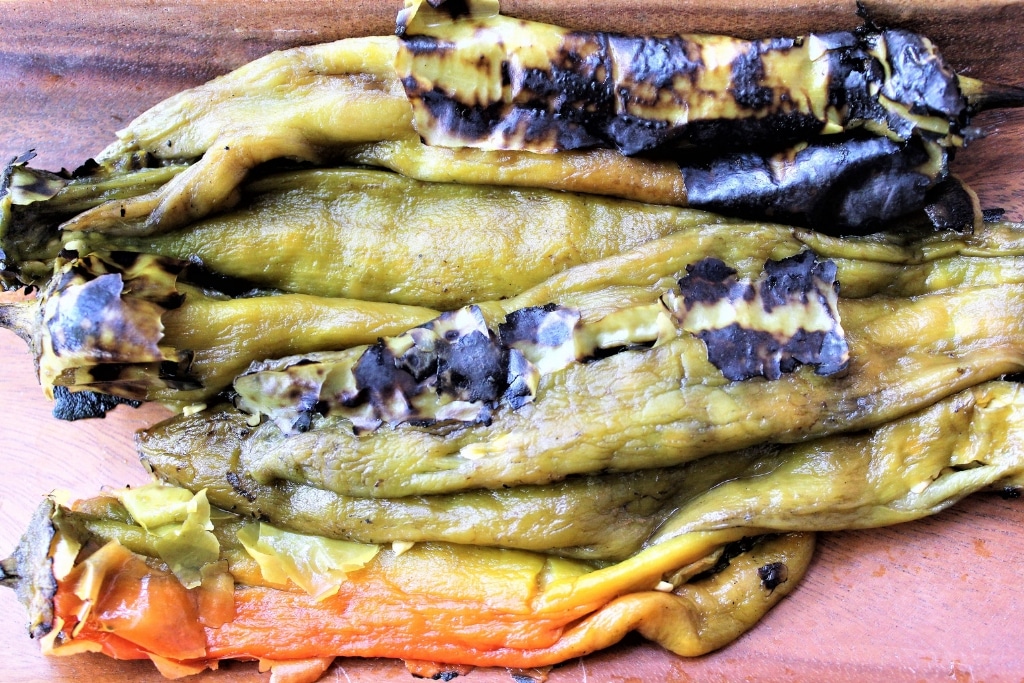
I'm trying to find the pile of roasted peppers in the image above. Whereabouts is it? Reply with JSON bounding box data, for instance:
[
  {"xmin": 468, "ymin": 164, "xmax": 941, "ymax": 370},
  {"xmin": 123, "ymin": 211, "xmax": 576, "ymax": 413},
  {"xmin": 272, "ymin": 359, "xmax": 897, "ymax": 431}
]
[{"xmin": 3, "ymin": 1, "xmax": 1024, "ymax": 681}]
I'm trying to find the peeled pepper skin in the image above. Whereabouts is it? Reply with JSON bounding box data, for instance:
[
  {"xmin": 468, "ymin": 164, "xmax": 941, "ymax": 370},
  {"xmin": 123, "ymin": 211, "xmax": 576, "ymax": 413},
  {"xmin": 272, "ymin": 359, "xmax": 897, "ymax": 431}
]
[{"xmin": 138, "ymin": 277, "xmax": 1024, "ymax": 499}]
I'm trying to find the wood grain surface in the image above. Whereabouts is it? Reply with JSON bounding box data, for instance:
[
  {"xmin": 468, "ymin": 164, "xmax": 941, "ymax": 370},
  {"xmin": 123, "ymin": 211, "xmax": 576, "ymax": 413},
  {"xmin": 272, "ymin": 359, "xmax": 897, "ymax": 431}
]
[{"xmin": 2, "ymin": 2, "xmax": 1023, "ymax": 682}]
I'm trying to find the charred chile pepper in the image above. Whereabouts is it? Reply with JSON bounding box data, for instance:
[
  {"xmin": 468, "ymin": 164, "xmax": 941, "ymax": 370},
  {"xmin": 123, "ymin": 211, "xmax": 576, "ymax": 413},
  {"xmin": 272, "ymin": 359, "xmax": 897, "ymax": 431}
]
[
  {"xmin": 142, "ymin": 381, "xmax": 1024, "ymax": 562},
  {"xmin": 137, "ymin": 244, "xmax": 1024, "ymax": 498},
  {"xmin": 15, "ymin": 0, "xmax": 1012, "ymax": 237},
  {"xmin": 397, "ymin": 0, "xmax": 986, "ymax": 154},
  {"xmin": 7, "ymin": 222, "xmax": 1024, "ymax": 417},
  {"xmin": 3, "ymin": 485, "xmax": 813, "ymax": 672},
  {"xmin": 0, "ymin": 251, "xmax": 438, "ymax": 412}
]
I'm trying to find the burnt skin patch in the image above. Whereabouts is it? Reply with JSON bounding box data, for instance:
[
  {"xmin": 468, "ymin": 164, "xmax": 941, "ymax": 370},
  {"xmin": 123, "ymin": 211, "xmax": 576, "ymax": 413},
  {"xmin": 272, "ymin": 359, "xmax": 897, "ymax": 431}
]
[
  {"xmin": 680, "ymin": 134, "xmax": 943, "ymax": 234},
  {"xmin": 35, "ymin": 252, "xmax": 195, "ymax": 404},
  {"xmin": 729, "ymin": 38, "xmax": 797, "ymax": 111},
  {"xmin": 51, "ymin": 385, "xmax": 141, "ymax": 421},
  {"xmin": 757, "ymin": 561, "xmax": 789, "ymax": 592},
  {"xmin": 668, "ymin": 251, "xmax": 848, "ymax": 381}
]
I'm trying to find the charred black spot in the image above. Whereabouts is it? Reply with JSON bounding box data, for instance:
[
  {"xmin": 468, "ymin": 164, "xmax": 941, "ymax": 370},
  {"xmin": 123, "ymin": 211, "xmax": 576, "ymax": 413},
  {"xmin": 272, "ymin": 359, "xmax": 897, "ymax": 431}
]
[
  {"xmin": 680, "ymin": 253, "xmax": 848, "ymax": 380},
  {"xmin": 503, "ymin": 349, "xmax": 535, "ymax": 409},
  {"xmin": 690, "ymin": 536, "xmax": 762, "ymax": 581},
  {"xmin": 880, "ymin": 30, "xmax": 962, "ymax": 124},
  {"xmin": 436, "ymin": 330, "xmax": 507, "ymax": 403},
  {"xmin": 699, "ymin": 326, "xmax": 789, "ymax": 381},
  {"xmin": 609, "ymin": 34, "xmax": 702, "ymax": 91},
  {"xmin": 396, "ymin": 346, "xmax": 438, "ymax": 383},
  {"xmin": 678, "ymin": 258, "xmax": 741, "ymax": 307},
  {"xmin": 681, "ymin": 134, "xmax": 938, "ymax": 234},
  {"xmin": 821, "ymin": 31, "xmax": 888, "ymax": 123},
  {"xmin": 760, "ymin": 251, "xmax": 836, "ymax": 312},
  {"xmin": 677, "ymin": 113, "xmax": 825, "ymax": 152},
  {"xmin": 757, "ymin": 561, "xmax": 789, "ymax": 592},
  {"xmin": 1000, "ymin": 486, "xmax": 1022, "ymax": 500},
  {"xmin": 226, "ymin": 471, "xmax": 258, "ymax": 503},
  {"xmin": 401, "ymin": 34, "xmax": 454, "ymax": 57},
  {"xmin": 105, "ymin": 251, "xmax": 142, "ymax": 270},
  {"xmin": 500, "ymin": 304, "xmax": 567, "ymax": 346},
  {"xmin": 352, "ymin": 342, "xmax": 420, "ymax": 408},
  {"xmin": 730, "ymin": 38, "xmax": 797, "ymax": 111},
  {"xmin": 923, "ymin": 177, "xmax": 978, "ymax": 233},
  {"xmin": 426, "ymin": 0, "xmax": 471, "ymax": 19},
  {"xmin": 51, "ymin": 385, "xmax": 140, "ymax": 421},
  {"xmin": 983, "ymin": 208, "xmax": 1006, "ymax": 223}
]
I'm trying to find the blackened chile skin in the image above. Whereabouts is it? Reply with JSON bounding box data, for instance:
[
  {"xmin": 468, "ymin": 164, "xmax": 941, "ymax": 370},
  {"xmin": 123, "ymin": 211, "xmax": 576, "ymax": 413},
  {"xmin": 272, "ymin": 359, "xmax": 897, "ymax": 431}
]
[{"xmin": 680, "ymin": 135, "xmax": 938, "ymax": 235}]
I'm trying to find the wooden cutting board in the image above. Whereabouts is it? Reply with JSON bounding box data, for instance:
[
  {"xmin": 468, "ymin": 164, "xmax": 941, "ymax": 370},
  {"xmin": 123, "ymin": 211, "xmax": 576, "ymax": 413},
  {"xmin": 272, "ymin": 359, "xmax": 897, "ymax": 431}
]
[{"xmin": 2, "ymin": 2, "xmax": 1023, "ymax": 681}]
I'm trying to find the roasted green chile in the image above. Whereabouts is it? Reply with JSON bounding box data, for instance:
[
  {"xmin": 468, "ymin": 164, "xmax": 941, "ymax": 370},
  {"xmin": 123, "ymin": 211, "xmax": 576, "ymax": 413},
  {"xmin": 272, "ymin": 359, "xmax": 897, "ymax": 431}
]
[
  {"xmin": 142, "ymin": 381, "xmax": 1024, "ymax": 562},
  {"xmin": 397, "ymin": 0, "xmax": 987, "ymax": 154},
  {"xmin": 138, "ymin": 256, "xmax": 1024, "ymax": 498},
  {"xmin": 7, "ymin": 0, "xmax": 1011, "ymax": 238},
  {"xmin": 232, "ymin": 251, "xmax": 848, "ymax": 436},
  {"xmin": 59, "ymin": 168, "xmax": 749, "ymax": 308},
  {"xmin": 7, "ymin": 221, "xmax": 1024, "ymax": 417}
]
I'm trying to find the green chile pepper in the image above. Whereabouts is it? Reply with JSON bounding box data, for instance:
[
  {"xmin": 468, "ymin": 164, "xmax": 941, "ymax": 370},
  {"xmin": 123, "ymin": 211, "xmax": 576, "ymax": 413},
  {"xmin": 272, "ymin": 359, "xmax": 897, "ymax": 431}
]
[
  {"xmin": 141, "ymin": 381, "xmax": 1024, "ymax": 562},
  {"xmin": 62, "ymin": 167, "xmax": 749, "ymax": 309},
  {"xmin": 30, "ymin": 0, "xmax": 1018, "ymax": 236},
  {"xmin": 137, "ymin": 251, "xmax": 1024, "ymax": 498},
  {"xmin": 6, "ymin": 221, "xmax": 1024, "ymax": 417}
]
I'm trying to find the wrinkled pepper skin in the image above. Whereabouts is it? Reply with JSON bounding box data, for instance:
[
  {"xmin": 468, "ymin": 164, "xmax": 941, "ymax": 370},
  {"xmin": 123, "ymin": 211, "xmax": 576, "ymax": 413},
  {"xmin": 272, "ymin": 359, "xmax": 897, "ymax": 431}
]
[
  {"xmin": 143, "ymin": 381, "xmax": 1024, "ymax": 562},
  {"xmin": 138, "ymin": 270, "xmax": 1024, "ymax": 498}
]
